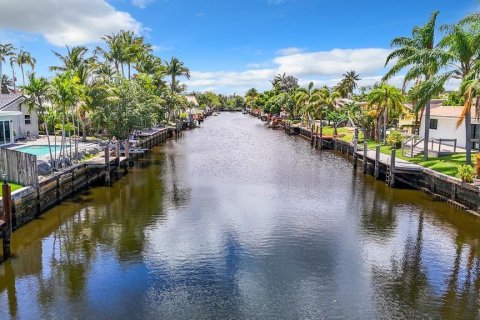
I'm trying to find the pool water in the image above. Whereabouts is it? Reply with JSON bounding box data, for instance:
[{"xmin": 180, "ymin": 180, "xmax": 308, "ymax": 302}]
[{"xmin": 15, "ymin": 145, "xmax": 65, "ymax": 156}]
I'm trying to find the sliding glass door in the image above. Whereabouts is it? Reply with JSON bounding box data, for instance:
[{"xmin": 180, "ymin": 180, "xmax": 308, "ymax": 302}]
[{"xmin": 0, "ymin": 120, "xmax": 12, "ymax": 145}]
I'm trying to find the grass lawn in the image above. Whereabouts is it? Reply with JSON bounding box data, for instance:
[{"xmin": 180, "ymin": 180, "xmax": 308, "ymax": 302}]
[
  {"xmin": 0, "ymin": 183, "xmax": 23, "ymax": 197},
  {"xmin": 365, "ymin": 140, "xmax": 474, "ymax": 178},
  {"xmin": 307, "ymin": 125, "xmax": 473, "ymax": 179},
  {"xmin": 319, "ymin": 126, "xmax": 364, "ymax": 142}
]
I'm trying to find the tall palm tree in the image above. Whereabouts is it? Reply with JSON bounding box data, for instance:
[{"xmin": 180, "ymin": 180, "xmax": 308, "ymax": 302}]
[
  {"xmin": 50, "ymin": 71, "xmax": 82, "ymax": 166},
  {"xmin": 439, "ymin": 19, "xmax": 480, "ymax": 164},
  {"xmin": 383, "ymin": 11, "xmax": 444, "ymax": 159},
  {"xmin": 459, "ymin": 78, "xmax": 480, "ymax": 163},
  {"xmin": 9, "ymin": 55, "xmax": 18, "ymax": 91},
  {"xmin": 50, "ymin": 46, "xmax": 90, "ymax": 73},
  {"xmin": 295, "ymin": 82, "xmax": 323, "ymax": 125},
  {"xmin": 96, "ymin": 32, "xmax": 123, "ymax": 75},
  {"xmin": 166, "ymin": 57, "xmax": 190, "ymax": 93},
  {"xmin": 341, "ymin": 70, "xmax": 361, "ymax": 97},
  {"xmin": 0, "ymin": 43, "xmax": 15, "ymax": 86},
  {"xmin": 21, "ymin": 73, "xmax": 54, "ymax": 166},
  {"xmin": 367, "ymin": 83, "xmax": 405, "ymax": 143},
  {"xmin": 1, "ymin": 75, "xmax": 13, "ymax": 94},
  {"xmin": 16, "ymin": 50, "xmax": 36, "ymax": 85},
  {"xmin": 271, "ymin": 73, "xmax": 299, "ymax": 94}
]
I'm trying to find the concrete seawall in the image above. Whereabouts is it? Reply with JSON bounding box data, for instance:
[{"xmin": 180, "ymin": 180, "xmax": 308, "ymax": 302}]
[
  {"xmin": 0, "ymin": 128, "xmax": 172, "ymax": 231},
  {"xmin": 294, "ymin": 125, "xmax": 480, "ymax": 216}
]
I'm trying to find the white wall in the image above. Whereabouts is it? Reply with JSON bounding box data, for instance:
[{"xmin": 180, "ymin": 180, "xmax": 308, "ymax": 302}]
[
  {"xmin": 3, "ymin": 100, "xmax": 39, "ymax": 139},
  {"xmin": 420, "ymin": 116, "xmax": 466, "ymax": 148}
]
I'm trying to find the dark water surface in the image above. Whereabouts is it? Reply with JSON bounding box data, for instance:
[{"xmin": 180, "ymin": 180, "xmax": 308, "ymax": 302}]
[{"xmin": 2, "ymin": 113, "xmax": 480, "ymax": 319}]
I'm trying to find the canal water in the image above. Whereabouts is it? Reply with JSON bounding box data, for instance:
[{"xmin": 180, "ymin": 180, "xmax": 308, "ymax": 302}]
[{"xmin": 1, "ymin": 112, "xmax": 480, "ymax": 319}]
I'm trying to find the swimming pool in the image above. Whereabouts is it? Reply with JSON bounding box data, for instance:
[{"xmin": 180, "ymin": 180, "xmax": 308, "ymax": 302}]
[{"xmin": 15, "ymin": 145, "xmax": 66, "ymax": 156}]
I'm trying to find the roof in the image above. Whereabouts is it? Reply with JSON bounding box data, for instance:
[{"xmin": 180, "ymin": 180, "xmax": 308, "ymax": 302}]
[
  {"xmin": 185, "ymin": 95, "xmax": 199, "ymax": 106},
  {"xmin": 0, "ymin": 94, "xmax": 25, "ymax": 110},
  {"xmin": 428, "ymin": 105, "xmax": 468, "ymax": 118}
]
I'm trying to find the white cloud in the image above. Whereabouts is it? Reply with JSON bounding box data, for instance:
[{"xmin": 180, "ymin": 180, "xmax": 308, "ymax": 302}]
[
  {"xmin": 187, "ymin": 69, "xmax": 277, "ymax": 90},
  {"xmin": 276, "ymin": 47, "xmax": 304, "ymax": 56},
  {"xmin": 131, "ymin": 0, "xmax": 154, "ymax": 8},
  {"xmin": 187, "ymin": 48, "xmax": 395, "ymax": 94},
  {"xmin": 152, "ymin": 45, "xmax": 174, "ymax": 52},
  {"xmin": 274, "ymin": 48, "xmax": 392, "ymax": 77},
  {"xmin": 0, "ymin": 0, "xmax": 143, "ymax": 46}
]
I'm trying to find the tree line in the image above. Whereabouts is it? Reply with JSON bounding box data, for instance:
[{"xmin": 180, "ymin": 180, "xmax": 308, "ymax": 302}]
[{"xmin": 245, "ymin": 11, "xmax": 480, "ymax": 165}]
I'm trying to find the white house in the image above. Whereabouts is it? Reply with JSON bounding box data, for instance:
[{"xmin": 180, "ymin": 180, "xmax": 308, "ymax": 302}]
[
  {"xmin": 419, "ymin": 102, "xmax": 474, "ymax": 149},
  {"xmin": 0, "ymin": 94, "xmax": 39, "ymax": 145}
]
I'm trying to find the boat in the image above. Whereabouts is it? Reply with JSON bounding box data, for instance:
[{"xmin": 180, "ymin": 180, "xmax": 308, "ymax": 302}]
[{"xmin": 213, "ymin": 112, "xmax": 219, "ymax": 116}]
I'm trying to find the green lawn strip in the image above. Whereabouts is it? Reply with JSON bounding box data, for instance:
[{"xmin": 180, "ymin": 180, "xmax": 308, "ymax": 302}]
[
  {"xmin": 365, "ymin": 140, "xmax": 473, "ymax": 178},
  {"xmin": 0, "ymin": 183, "xmax": 23, "ymax": 197},
  {"xmin": 311, "ymin": 125, "xmax": 472, "ymax": 178}
]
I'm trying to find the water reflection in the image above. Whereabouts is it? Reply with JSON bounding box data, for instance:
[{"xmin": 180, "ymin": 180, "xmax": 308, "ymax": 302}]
[{"xmin": 1, "ymin": 113, "xmax": 480, "ymax": 319}]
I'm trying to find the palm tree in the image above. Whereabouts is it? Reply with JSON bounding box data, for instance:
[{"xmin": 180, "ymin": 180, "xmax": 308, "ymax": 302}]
[
  {"xmin": 439, "ymin": 19, "xmax": 480, "ymax": 164},
  {"xmin": 0, "ymin": 75, "xmax": 14, "ymax": 94},
  {"xmin": 295, "ymin": 82, "xmax": 323, "ymax": 125},
  {"xmin": 340, "ymin": 70, "xmax": 361, "ymax": 97},
  {"xmin": 459, "ymin": 78, "xmax": 480, "ymax": 163},
  {"xmin": 9, "ymin": 55, "xmax": 18, "ymax": 91},
  {"xmin": 368, "ymin": 83, "xmax": 405, "ymax": 143},
  {"xmin": 166, "ymin": 57, "xmax": 190, "ymax": 93},
  {"xmin": 16, "ymin": 50, "xmax": 36, "ymax": 85},
  {"xmin": 50, "ymin": 46, "xmax": 90, "ymax": 73},
  {"xmin": 119, "ymin": 30, "xmax": 151, "ymax": 79},
  {"xmin": 383, "ymin": 11, "xmax": 444, "ymax": 159},
  {"xmin": 271, "ymin": 73, "xmax": 299, "ymax": 94},
  {"xmin": 0, "ymin": 43, "xmax": 15, "ymax": 86},
  {"xmin": 50, "ymin": 71, "xmax": 82, "ymax": 166},
  {"xmin": 21, "ymin": 73, "xmax": 54, "ymax": 166},
  {"xmin": 96, "ymin": 32, "xmax": 124, "ymax": 75}
]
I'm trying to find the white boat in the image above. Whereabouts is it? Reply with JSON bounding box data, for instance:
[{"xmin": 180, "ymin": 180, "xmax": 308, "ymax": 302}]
[{"xmin": 213, "ymin": 112, "xmax": 219, "ymax": 116}]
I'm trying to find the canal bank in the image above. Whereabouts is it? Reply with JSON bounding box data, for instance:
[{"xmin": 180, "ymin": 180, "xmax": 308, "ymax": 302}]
[
  {"xmin": 0, "ymin": 125, "xmax": 185, "ymax": 260},
  {"xmin": 281, "ymin": 119, "xmax": 480, "ymax": 216}
]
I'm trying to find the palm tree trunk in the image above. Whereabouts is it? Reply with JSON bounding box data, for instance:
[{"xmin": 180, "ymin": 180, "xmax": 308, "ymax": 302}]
[
  {"xmin": 466, "ymin": 110, "xmax": 472, "ymax": 165},
  {"xmin": 128, "ymin": 63, "xmax": 131, "ymax": 80},
  {"xmin": 82, "ymin": 120, "xmax": 87, "ymax": 142},
  {"xmin": 0, "ymin": 59, "xmax": 3, "ymax": 86},
  {"xmin": 20, "ymin": 65, "xmax": 25, "ymax": 85},
  {"xmin": 383, "ymin": 106, "xmax": 388, "ymax": 145},
  {"xmin": 11, "ymin": 67, "xmax": 15, "ymax": 92},
  {"xmin": 39, "ymin": 104, "xmax": 54, "ymax": 169},
  {"xmin": 423, "ymin": 100, "xmax": 431, "ymax": 160}
]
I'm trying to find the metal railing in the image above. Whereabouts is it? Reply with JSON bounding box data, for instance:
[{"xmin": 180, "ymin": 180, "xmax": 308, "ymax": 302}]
[
  {"xmin": 401, "ymin": 135, "xmax": 423, "ymax": 157},
  {"xmin": 402, "ymin": 136, "xmax": 457, "ymax": 157},
  {"xmin": 428, "ymin": 138, "xmax": 457, "ymax": 153}
]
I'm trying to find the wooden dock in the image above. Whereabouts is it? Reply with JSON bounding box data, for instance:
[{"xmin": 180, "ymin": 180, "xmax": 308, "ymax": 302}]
[
  {"xmin": 85, "ymin": 154, "xmax": 128, "ymax": 168},
  {"xmin": 356, "ymin": 148, "xmax": 423, "ymax": 174}
]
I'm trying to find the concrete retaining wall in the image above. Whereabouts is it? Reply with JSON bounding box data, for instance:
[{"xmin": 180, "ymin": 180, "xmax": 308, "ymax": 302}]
[{"xmin": 0, "ymin": 128, "xmax": 173, "ymax": 230}]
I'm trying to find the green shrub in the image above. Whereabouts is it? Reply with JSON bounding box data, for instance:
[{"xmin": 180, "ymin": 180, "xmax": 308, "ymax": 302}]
[
  {"xmin": 458, "ymin": 164, "xmax": 475, "ymax": 183},
  {"xmin": 386, "ymin": 130, "xmax": 404, "ymax": 148}
]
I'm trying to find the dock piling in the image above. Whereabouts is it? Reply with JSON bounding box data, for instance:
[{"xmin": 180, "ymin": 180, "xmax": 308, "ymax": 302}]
[
  {"xmin": 374, "ymin": 145, "xmax": 380, "ymax": 179},
  {"xmin": 353, "ymin": 138, "xmax": 358, "ymax": 169},
  {"xmin": 104, "ymin": 147, "xmax": 111, "ymax": 186},
  {"xmin": 389, "ymin": 148, "xmax": 396, "ymax": 187},
  {"xmin": 363, "ymin": 141, "xmax": 368, "ymax": 174},
  {"xmin": 2, "ymin": 177, "xmax": 12, "ymax": 260}
]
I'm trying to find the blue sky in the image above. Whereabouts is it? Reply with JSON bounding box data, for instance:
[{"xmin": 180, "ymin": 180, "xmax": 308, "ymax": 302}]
[{"xmin": 0, "ymin": 0, "xmax": 478, "ymax": 93}]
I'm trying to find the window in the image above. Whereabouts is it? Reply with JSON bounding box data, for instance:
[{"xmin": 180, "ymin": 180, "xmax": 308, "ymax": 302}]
[
  {"xmin": 429, "ymin": 119, "xmax": 438, "ymax": 130},
  {"xmin": 25, "ymin": 114, "xmax": 31, "ymax": 125}
]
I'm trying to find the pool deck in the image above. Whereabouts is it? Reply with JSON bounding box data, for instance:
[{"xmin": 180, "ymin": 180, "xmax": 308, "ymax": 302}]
[{"xmin": 4, "ymin": 137, "xmax": 102, "ymax": 160}]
